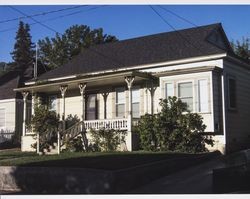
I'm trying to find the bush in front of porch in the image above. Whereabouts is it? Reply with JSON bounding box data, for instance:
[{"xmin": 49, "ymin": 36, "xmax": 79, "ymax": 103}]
[
  {"xmin": 136, "ymin": 96, "xmax": 214, "ymax": 153},
  {"xmin": 89, "ymin": 128, "xmax": 127, "ymax": 152}
]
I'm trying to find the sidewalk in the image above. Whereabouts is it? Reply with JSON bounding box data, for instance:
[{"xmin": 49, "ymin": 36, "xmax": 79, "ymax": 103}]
[{"xmin": 129, "ymin": 156, "xmax": 226, "ymax": 194}]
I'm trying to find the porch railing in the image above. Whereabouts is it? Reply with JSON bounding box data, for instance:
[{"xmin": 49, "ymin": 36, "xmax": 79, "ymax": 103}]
[{"xmin": 84, "ymin": 118, "xmax": 128, "ymax": 131}]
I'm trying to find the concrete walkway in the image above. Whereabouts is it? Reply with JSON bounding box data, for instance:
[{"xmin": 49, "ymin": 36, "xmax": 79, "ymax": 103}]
[{"xmin": 129, "ymin": 156, "xmax": 226, "ymax": 194}]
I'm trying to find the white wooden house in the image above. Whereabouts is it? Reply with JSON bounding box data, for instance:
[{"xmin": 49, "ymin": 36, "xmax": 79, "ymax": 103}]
[{"xmin": 14, "ymin": 23, "xmax": 250, "ymax": 154}]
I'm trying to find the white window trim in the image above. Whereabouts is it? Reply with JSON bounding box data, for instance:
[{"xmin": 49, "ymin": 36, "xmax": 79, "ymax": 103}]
[
  {"xmin": 115, "ymin": 87, "xmax": 126, "ymax": 118},
  {"xmin": 132, "ymin": 86, "xmax": 141, "ymax": 118},
  {"xmin": 177, "ymin": 80, "xmax": 195, "ymax": 112},
  {"xmin": 0, "ymin": 107, "xmax": 6, "ymax": 130},
  {"xmin": 197, "ymin": 78, "xmax": 210, "ymax": 114},
  {"xmin": 163, "ymin": 81, "xmax": 175, "ymax": 99},
  {"xmin": 227, "ymin": 76, "xmax": 237, "ymax": 110}
]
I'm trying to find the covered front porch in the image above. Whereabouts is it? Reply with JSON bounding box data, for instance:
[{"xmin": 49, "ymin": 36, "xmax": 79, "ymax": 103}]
[{"xmin": 15, "ymin": 70, "xmax": 158, "ymax": 152}]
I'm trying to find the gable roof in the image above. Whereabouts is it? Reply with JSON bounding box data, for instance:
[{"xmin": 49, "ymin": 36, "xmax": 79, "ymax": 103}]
[{"xmin": 34, "ymin": 23, "xmax": 233, "ymax": 81}]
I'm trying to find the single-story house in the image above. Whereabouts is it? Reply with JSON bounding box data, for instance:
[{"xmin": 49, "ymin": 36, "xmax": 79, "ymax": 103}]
[
  {"xmin": 15, "ymin": 23, "xmax": 250, "ymax": 154},
  {"xmin": 0, "ymin": 67, "xmax": 33, "ymax": 143}
]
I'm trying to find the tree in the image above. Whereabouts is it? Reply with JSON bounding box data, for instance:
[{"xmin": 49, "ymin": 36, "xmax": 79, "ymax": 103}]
[
  {"xmin": 28, "ymin": 103, "xmax": 60, "ymax": 150},
  {"xmin": 38, "ymin": 25, "xmax": 118, "ymax": 69},
  {"xmin": 11, "ymin": 21, "xmax": 35, "ymax": 72},
  {"xmin": 136, "ymin": 97, "xmax": 214, "ymax": 153},
  {"xmin": 231, "ymin": 37, "xmax": 250, "ymax": 61}
]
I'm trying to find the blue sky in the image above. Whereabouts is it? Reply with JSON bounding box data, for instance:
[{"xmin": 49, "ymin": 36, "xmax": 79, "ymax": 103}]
[{"xmin": 0, "ymin": 5, "xmax": 250, "ymax": 62}]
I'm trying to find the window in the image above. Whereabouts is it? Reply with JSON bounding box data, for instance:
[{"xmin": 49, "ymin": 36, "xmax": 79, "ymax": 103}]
[
  {"xmin": 86, "ymin": 94, "xmax": 97, "ymax": 120},
  {"xmin": 198, "ymin": 79, "xmax": 209, "ymax": 112},
  {"xmin": 228, "ymin": 78, "xmax": 236, "ymax": 109},
  {"xmin": 178, "ymin": 82, "xmax": 193, "ymax": 111},
  {"xmin": 116, "ymin": 88, "xmax": 125, "ymax": 118},
  {"xmin": 132, "ymin": 88, "xmax": 140, "ymax": 118},
  {"xmin": 165, "ymin": 83, "xmax": 174, "ymax": 98},
  {"xmin": 0, "ymin": 108, "xmax": 5, "ymax": 128},
  {"xmin": 49, "ymin": 95, "xmax": 57, "ymax": 111}
]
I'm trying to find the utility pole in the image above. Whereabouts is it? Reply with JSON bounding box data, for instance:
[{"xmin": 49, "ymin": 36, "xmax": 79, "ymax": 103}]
[{"xmin": 34, "ymin": 42, "xmax": 38, "ymax": 79}]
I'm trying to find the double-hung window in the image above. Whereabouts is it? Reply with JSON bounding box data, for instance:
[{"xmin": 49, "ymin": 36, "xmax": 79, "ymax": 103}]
[
  {"xmin": 116, "ymin": 88, "xmax": 125, "ymax": 118},
  {"xmin": 132, "ymin": 88, "xmax": 140, "ymax": 118},
  {"xmin": 178, "ymin": 82, "xmax": 193, "ymax": 111},
  {"xmin": 0, "ymin": 108, "xmax": 5, "ymax": 129},
  {"xmin": 86, "ymin": 94, "xmax": 97, "ymax": 120},
  {"xmin": 198, "ymin": 79, "xmax": 209, "ymax": 112},
  {"xmin": 165, "ymin": 82, "xmax": 174, "ymax": 98}
]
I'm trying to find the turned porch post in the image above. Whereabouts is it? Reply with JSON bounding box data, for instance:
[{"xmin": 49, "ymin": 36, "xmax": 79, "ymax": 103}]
[
  {"xmin": 22, "ymin": 91, "xmax": 29, "ymax": 136},
  {"xmin": 101, "ymin": 91, "xmax": 109, "ymax": 119},
  {"xmin": 60, "ymin": 85, "xmax": 68, "ymax": 121},
  {"xmin": 125, "ymin": 76, "xmax": 135, "ymax": 151},
  {"xmin": 79, "ymin": 83, "xmax": 87, "ymax": 131}
]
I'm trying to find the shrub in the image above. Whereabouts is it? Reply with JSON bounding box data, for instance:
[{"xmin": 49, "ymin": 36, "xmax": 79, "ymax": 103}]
[
  {"xmin": 64, "ymin": 136, "xmax": 85, "ymax": 152},
  {"xmin": 89, "ymin": 128, "xmax": 127, "ymax": 152},
  {"xmin": 65, "ymin": 114, "xmax": 80, "ymax": 129},
  {"xmin": 28, "ymin": 103, "xmax": 60, "ymax": 150},
  {"xmin": 137, "ymin": 96, "xmax": 214, "ymax": 153}
]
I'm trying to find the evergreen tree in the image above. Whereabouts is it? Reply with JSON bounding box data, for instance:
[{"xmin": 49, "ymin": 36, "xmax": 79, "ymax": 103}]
[
  {"xmin": 231, "ymin": 37, "xmax": 250, "ymax": 61},
  {"xmin": 38, "ymin": 24, "xmax": 118, "ymax": 69},
  {"xmin": 11, "ymin": 21, "xmax": 35, "ymax": 72}
]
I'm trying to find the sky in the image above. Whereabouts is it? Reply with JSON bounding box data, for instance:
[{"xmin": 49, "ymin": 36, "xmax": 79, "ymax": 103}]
[{"xmin": 0, "ymin": 4, "xmax": 250, "ymax": 63}]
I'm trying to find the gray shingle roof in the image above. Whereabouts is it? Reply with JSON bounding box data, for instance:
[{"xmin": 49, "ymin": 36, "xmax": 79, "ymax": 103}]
[
  {"xmin": 0, "ymin": 71, "xmax": 20, "ymax": 100},
  {"xmin": 36, "ymin": 23, "xmax": 231, "ymax": 81}
]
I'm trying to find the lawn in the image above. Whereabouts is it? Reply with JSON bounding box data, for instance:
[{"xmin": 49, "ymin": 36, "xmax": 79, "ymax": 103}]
[{"xmin": 0, "ymin": 149, "xmax": 209, "ymax": 170}]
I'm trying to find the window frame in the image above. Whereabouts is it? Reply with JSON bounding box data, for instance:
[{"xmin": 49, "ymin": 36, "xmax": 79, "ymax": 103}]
[
  {"xmin": 132, "ymin": 86, "xmax": 140, "ymax": 118},
  {"xmin": 0, "ymin": 107, "xmax": 6, "ymax": 129},
  {"xmin": 86, "ymin": 94, "xmax": 98, "ymax": 120},
  {"xmin": 164, "ymin": 82, "xmax": 174, "ymax": 99},
  {"xmin": 115, "ymin": 87, "xmax": 126, "ymax": 118},
  {"xmin": 177, "ymin": 80, "xmax": 194, "ymax": 112},
  {"xmin": 197, "ymin": 78, "xmax": 209, "ymax": 113}
]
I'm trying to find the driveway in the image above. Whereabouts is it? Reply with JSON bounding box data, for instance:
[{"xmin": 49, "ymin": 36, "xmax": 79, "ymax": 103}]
[{"xmin": 129, "ymin": 156, "xmax": 226, "ymax": 194}]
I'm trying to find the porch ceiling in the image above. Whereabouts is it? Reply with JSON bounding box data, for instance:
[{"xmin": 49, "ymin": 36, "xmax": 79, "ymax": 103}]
[{"xmin": 14, "ymin": 71, "xmax": 157, "ymax": 93}]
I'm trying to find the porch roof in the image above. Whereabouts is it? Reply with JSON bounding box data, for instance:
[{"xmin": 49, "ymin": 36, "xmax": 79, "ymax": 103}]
[{"xmin": 14, "ymin": 70, "xmax": 157, "ymax": 93}]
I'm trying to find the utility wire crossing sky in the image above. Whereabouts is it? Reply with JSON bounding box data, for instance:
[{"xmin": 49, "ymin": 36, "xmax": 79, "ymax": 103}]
[{"xmin": 0, "ymin": 5, "xmax": 250, "ymax": 62}]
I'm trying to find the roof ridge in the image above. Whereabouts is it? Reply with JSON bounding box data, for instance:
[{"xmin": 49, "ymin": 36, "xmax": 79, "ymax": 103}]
[{"xmin": 89, "ymin": 23, "xmax": 222, "ymax": 49}]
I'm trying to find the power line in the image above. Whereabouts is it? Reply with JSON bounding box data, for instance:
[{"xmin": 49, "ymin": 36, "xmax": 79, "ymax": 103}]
[
  {"xmin": 9, "ymin": 6, "xmax": 62, "ymax": 35},
  {"xmin": 157, "ymin": 5, "xmax": 198, "ymax": 27},
  {"xmin": 149, "ymin": 5, "xmax": 205, "ymax": 55},
  {"xmin": 0, "ymin": 5, "xmax": 87, "ymax": 24},
  {"xmin": 8, "ymin": 6, "xmax": 125, "ymax": 71},
  {"xmin": 0, "ymin": 5, "xmax": 107, "ymax": 34}
]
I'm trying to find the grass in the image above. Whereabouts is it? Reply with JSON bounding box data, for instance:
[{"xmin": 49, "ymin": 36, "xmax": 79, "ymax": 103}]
[{"xmin": 0, "ymin": 149, "xmax": 209, "ymax": 170}]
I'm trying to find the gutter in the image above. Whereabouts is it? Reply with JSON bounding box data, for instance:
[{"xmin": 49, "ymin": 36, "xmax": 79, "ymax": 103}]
[{"xmin": 25, "ymin": 53, "xmax": 227, "ymax": 86}]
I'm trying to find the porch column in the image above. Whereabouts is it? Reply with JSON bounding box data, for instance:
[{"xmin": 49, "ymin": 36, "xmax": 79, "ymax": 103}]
[
  {"xmin": 60, "ymin": 85, "xmax": 68, "ymax": 125},
  {"xmin": 150, "ymin": 81, "xmax": 155, "ymax": 115},
  {"xmin": 22, "ymin": 91, "xmax": 29, "ymax": 136},
  {"xmin": 125, "ymin": 76, "xmax": 135, "ymax": 151},
  {"xmin": 101, "ymin": 91, "xmax": 109, "ymax": 119},
  {"xmin": 79, "ymin": 83, "xmax": 87, "ymax": 131}
]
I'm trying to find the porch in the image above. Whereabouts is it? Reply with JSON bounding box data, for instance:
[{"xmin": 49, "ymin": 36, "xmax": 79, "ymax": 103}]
[{"xmin": 16, "ymin": 71, "xmax": 157, "ymax": 152}]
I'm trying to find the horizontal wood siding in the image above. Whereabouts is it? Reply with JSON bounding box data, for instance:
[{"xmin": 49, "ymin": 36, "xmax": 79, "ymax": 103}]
[{"xmin": 224, "ymin": 60, "xmax": 250, "ymax": 152}]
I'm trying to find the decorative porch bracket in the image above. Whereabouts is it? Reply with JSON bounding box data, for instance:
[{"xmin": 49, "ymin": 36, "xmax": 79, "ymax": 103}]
[
  {"xmin": 22, "ymin": 91, "xmax": 29, "ymax": 136},
  {"xmin": 125, "ymin": 76, "xmax": 135, "ymax": 151}
]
